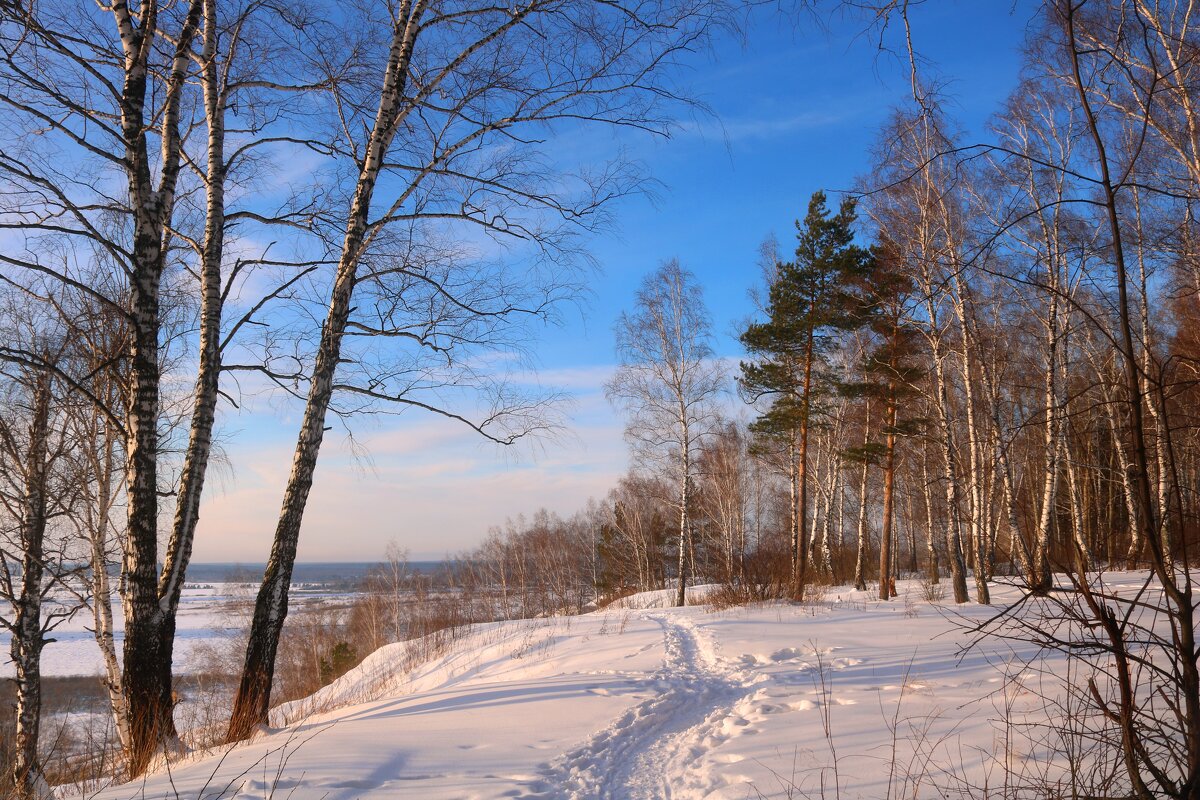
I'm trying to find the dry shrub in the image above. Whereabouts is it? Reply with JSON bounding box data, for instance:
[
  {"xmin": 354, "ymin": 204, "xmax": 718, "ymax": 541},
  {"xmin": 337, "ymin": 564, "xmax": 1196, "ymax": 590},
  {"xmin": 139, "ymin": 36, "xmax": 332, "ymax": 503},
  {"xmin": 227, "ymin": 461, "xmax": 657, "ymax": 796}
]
[
  {"xmin": 705, "ymin": 582, "xmax": 759, "ymax": 609},
  {"xmin": 918, "ymin": 574, "xmax": 946, "ymax": 602},
  {"xmin": 272, "ymin": 603, "xmax": 363, "ymax": 706},
  {"xmin": 594, "ymin": 586, "xmax": 640, "ymax": 610},
  {"xmin": 0, "ymin": 701, "xmax": 14, "ymax": 797},
  {"xmin": 738, "ymin": 544, "xmax": 794, "ymax": 602},
  {"xmin": 801, "ymin": 576, "xmax": 829, "ymax": 605},
  {"xmin": 705, "ymin": 544, "xmax": 811, "ymax": 609}
]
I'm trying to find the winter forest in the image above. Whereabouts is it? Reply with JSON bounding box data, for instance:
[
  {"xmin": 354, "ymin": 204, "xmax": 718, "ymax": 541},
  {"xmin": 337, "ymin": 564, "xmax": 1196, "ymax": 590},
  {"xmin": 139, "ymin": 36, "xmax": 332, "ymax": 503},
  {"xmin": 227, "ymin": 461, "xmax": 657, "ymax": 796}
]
[{"xmin": 0, "ymin": 0, "xmax": 1198, "ymax": 799}]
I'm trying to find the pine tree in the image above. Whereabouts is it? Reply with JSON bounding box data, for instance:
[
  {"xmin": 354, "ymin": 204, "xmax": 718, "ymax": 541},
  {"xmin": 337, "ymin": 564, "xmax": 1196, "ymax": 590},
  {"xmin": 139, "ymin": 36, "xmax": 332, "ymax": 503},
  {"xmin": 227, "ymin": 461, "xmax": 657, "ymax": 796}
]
[
  {"xmin": 739, "ymin": 191, "xmax": 873, "ymax": 599},
  {"xmin": 843, "ymin": 237, "xmax": 925, "ymax": 598}
]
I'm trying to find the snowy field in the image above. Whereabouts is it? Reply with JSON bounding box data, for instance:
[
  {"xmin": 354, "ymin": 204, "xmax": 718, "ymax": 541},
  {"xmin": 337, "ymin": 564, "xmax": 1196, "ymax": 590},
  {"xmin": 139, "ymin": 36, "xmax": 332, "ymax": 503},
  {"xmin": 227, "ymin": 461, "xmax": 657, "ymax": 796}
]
[
  {"xmin": 71, "ymin": 574, "xmax": 1141, "ymax": 800},
  {"xmin": 1, "ymin": 583, "xmax": 352, "ymax": 679}
]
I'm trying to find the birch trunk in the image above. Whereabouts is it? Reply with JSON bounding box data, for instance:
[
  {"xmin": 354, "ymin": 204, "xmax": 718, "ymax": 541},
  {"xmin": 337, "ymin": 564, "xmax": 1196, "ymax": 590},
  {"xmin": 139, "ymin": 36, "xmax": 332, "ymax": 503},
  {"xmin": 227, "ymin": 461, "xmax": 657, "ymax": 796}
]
[
  {"xmin": 809, "ymin": 433, "xmax": 826, "ymax": 576},
  {"xmin": 676, "ymin": 485, "xmax": 690, "ymax": 606},
  {"xmin": 951, "ymin": 290, "xmax": 990, "ymax": 604},
  {"xmin": 675, "ymin": 415, "xmax": 691, "ymax": 608},
  {"xmin": 157, "ymin": 0, "xmax": 228, "ymax": 741},
  {"xmin": 853, "ymin": 407, "xmax": 871, "ymax": 592},
  {"xmin": 1065, "ymin": 10, "xmax": 1200, "ymax": 788},
  {"xmin": 921, "ymin": 445, "xmax": 939, "ymax": 583},
  {"xmin": 793, "ymin": 335, "xmax": 814, "ymax": 599},
  {"xmin": 1133, "ymin": 193, "xmax": 1178, "ymax": 569},
  {"xmin": 927, "ymin": 307, "xmax": 969, "ymax": 603},
  {"xmin": 1031, "ymin": 287, "xmax": 1061, "ymax": 594},
  {"xmin": 1064, "ymin": 436, "xmax": 1091, "ymax": 571},
  {"xmin": 10, "ymin": 372, "xmax": 51, "ymax": 800},
  {"xmin": 113, "ymin": 0, "xmax": 204, "ymax": 775},
  {"xmin": 788, "ymin": 435, "xmax": 800, "ymax": 591},
  {"xmin": 87, "ymin": 407, "xmax": 131, "ymax": 760},
  {"xmin": 819, "ymin": 454, "xmax": 838, "ymax": 580},
  {"xmin": 976, "ymin": 332, "xmax": 1035, "ymax": 583},
  {"xmin": 228, "ymin": 5, "xmax": 427, "ymax": 741}
]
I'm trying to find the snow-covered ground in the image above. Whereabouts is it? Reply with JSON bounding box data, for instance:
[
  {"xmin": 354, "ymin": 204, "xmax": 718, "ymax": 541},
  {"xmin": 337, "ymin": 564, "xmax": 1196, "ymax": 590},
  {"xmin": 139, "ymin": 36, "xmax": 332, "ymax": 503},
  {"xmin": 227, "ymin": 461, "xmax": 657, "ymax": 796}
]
[
  {"xmin": 1, "ymin": 583, "xmax": 351, "ymax": 678},
  {"xmin": 77, "ymin": 574, "xmax": 1114, "ymax": 800}
]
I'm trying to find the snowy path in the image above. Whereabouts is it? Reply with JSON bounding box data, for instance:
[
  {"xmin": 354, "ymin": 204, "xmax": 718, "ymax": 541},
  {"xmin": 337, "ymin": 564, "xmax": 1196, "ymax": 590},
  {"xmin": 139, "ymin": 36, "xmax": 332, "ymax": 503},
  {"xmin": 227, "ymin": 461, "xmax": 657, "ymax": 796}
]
[
  {"xmin": 81, "ymin": 576, "xmax": 1103, "ymax": 800},
  {"xmin": 530, "ymin": 612, "xmax": 759, "ymax": 800}
]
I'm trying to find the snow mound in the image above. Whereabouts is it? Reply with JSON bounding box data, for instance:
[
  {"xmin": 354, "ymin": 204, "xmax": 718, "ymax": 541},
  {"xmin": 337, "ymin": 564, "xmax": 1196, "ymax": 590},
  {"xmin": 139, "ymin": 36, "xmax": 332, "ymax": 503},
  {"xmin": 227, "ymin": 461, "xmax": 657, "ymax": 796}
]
[{"xmin": 602, "ymin": 583, "xmax": 722, "ymax": 609}]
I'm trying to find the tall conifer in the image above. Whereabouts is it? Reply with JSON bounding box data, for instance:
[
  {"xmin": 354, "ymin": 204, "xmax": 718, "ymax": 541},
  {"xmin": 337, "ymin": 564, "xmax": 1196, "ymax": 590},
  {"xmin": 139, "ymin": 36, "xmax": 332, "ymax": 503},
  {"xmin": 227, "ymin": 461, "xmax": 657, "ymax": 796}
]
[{"xmin": 739, "ymin": 191, "xmax": 873, "ymax": 598}]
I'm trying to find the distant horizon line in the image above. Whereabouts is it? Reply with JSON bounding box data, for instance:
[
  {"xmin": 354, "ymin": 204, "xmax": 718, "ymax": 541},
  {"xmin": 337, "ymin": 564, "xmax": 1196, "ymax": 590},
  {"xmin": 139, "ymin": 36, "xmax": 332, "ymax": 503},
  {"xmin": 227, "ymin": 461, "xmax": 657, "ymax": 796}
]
[{"xmin": 188, "ymin": 558, "xmax": 448, "ymax": 564}]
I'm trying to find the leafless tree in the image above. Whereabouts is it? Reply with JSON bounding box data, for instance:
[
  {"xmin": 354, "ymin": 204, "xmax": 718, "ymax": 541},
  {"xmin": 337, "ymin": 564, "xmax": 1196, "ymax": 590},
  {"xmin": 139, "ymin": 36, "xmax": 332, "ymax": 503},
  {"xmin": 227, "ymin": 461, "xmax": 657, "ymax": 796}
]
[
  {"xmin": 697, "ymin": 420, "xmax": 751, "ymax": 584},
  {"xmin": 0, "ymin": 298, "xmax": 86, "ymax": 799},
  {"xmin": 1, "ymin": 0, "xmax": 349, "ymax": 770},
  {"xmin": 226, "ymin": 0, "xmax": 728, "ymax": 739},
  {"xmin": 607, "ymin": 260, "xmax": 726, "ymax": 607},
  {"xmin": 0, "ymin": 0, "xmax": 206, "ymax": 774}
]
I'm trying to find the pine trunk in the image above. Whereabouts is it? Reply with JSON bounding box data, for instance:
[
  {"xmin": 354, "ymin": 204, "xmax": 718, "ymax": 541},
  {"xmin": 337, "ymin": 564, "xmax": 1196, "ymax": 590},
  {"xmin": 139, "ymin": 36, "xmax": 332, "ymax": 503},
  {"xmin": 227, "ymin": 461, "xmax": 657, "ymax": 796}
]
[
  {"xmin": 793, "ymin": 334, "xmax": 814, "ymax": 600},
  {"xmin": 878, "ymin": 400, "xmax": 897, "ymax": 601}
]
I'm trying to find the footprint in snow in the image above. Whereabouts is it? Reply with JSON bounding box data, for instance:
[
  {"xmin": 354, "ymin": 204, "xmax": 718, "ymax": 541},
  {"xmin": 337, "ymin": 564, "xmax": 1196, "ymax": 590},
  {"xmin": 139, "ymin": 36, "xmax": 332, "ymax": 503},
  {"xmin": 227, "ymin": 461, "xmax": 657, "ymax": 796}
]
[{"xmin": 530, "ymin": 614, "xmax": 759, "ymax": 800}]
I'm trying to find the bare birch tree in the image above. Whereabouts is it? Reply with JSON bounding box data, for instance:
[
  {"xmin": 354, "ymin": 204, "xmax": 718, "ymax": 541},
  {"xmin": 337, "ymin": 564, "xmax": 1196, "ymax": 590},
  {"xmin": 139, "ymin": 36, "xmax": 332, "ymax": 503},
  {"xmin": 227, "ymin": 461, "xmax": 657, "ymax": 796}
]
[
  {"xmin": 0, "ymin": 298, "xmax": 87, "ymax": 799},
  {"xmin": 0, "ymin": 0, "xmax": 207, "ymax": 774},
  {"xmin": 607, "ymin": 260, "xmax": 725, "ymax": 608},
  {"xmin": 227, "ymin": 0, "xmax": 726, "ymax": 739}
]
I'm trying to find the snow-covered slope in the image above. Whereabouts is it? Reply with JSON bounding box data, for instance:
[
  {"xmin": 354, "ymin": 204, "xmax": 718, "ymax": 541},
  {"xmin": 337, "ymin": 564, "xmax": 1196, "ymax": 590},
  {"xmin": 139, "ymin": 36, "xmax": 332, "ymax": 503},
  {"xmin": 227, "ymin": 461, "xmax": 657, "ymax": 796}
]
[{"xmin": 86, "ymin": 577, "xmax": 1095, "ymax": 799}]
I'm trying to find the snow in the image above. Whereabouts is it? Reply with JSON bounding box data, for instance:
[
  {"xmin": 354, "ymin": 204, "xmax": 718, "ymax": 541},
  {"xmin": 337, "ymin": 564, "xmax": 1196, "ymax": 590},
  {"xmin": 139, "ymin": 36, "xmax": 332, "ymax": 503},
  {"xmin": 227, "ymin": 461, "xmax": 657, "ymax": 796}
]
[
  {"xmin": 600, "ymin": 583, "xmax": 721, "ymax": 610},
  {"xmin": 74, "ymin": 575, "xmax": 1144, "ymax": 799},
  {"xmin": 2, "ymin": 583, "xmax": 345, "ymax": 678}
]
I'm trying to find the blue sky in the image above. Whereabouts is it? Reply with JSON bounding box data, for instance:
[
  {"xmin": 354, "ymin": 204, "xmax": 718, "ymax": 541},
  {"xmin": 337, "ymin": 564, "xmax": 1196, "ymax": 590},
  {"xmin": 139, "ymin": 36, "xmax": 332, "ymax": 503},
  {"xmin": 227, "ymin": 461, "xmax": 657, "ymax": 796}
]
[{"xmin": 193, "ymin": 1, "xmax": 1039, "ymax": 563}]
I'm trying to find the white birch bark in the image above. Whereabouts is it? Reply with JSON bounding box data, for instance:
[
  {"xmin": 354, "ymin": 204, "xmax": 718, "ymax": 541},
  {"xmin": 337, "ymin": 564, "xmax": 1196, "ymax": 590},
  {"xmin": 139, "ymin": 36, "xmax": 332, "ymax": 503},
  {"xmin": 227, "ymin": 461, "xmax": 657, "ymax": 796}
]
[
  {"xmin": 228, "ymin": 0, "xmax": 432, "ymax": 740},
  {"xmin": 924, "ymin": 295, "xmax": 970, "ymax": 604},
  {"xmin": 8, "ymin": 372, "xmax": 51, "ymax": 800}
]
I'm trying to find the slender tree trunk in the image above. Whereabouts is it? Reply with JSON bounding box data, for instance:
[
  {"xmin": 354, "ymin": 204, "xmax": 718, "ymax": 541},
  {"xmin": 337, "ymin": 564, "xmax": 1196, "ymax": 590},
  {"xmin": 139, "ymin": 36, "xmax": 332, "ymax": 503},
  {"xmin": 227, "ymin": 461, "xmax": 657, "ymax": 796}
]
[
  {"xmin": 794, "ymin": 334, "xmax": 814, "ymax": 600},
  {"xmin": 906, "ymin": 493, "xmax": 919, "ymax": 575},
  {"xmin": 1030, "ymin": 287, "xmax": 1062, "ymax": 595},
  {"xmin": 88, "ymin": 413, "xmax": 131, "ymax": 761},
  {"xmin": 1064, "ymin": 433, "xmax": 1091, "ymax": 571},
  {"xmin": 228, "ymin": 5, "xmax": 426, "ymax": 741},
  {"xmin": 921, "ymin": 444, "xmax": 939, "ymax": 583},
  {"xmin": 978, "ymin": 345, "xmax": 1033, "ymax": 582},
  {"xmin": 10, "ymin": 372, "xmax": 51, "ymax": 800},
  {"xmin": 878, "ymin": 399, "xmax": 897, "ymax": 601},
  {"xmin": 676, "ymin": 413, "xmax": 691, "ymax": 607},
  {"xmin": 788, "ymin": 435, "xmax": 800, "ymax": 590},
  {"xmin": 928, "ymin": 317, "xmax": 969, "ymax": 603},
  {"xmin": 951, "ymin": 291, "xmax": 990, "ymax": 604},
  {"xmin": 1064, "ymin": 8, "xmax": 1200, "ymax": 789},
  {"xmin": 853, "ymin": 408, "xmax": 871, "ymax": 592},
  {"xmin": 820, "ymin": 455, "xmax": 838, "ymax": 580},
  {"xmin": 1133, "ymin": 192, "xmax": 1180, "ymax": 569},
  {"xmin": 157, "ymin": 0, "xmax": 227, "ymax": 741},
  {"xmin": 1086, "ymin": 342, "xmax": 1141, "ymax": 566},
  {"xmin": 809, "ymin": 435, "xmax": 827, "ymax": 576},
  {"xmin": 111, "ymin": 0, "xmax": 203, "ymax": 775}
]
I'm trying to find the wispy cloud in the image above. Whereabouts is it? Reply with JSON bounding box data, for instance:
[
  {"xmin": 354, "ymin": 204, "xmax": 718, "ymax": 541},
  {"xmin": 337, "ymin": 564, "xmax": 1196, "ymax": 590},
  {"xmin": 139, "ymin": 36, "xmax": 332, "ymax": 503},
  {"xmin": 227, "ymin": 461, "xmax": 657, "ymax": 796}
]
[{"xmin": 677, "ymin": 110, "xmax": 849, "ymax": 143}]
